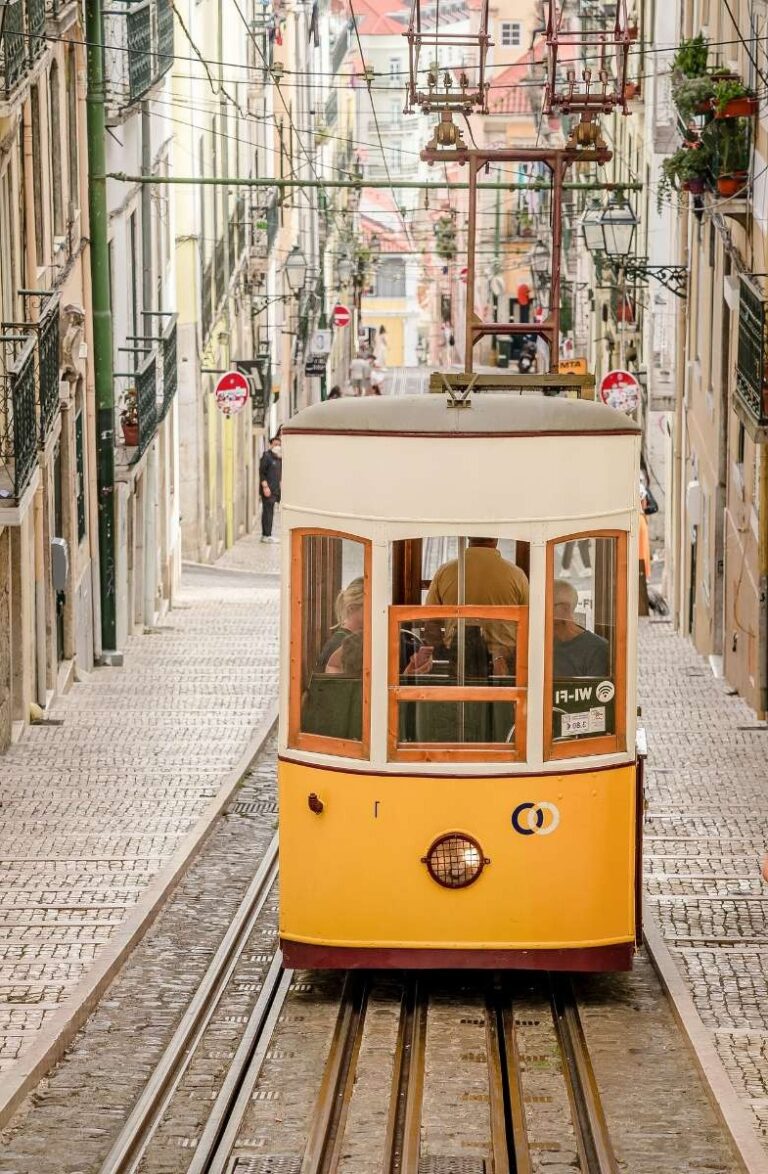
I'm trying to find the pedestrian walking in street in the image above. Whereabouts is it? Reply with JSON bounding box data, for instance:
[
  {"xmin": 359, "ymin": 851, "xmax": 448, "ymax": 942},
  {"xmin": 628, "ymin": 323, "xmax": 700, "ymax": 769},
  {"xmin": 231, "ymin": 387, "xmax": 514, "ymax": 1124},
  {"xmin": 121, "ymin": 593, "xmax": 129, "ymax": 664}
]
[
  {"xmin": 259, "ymin": 435, "xmax": 282, "ymax": 543},
  {"xmin": 349, "ymin": 352, "xmax": 371, "ymax": 395},
  {"xmin": 374, "ymin": 324, "xmax": 388, "ymax": 367}
]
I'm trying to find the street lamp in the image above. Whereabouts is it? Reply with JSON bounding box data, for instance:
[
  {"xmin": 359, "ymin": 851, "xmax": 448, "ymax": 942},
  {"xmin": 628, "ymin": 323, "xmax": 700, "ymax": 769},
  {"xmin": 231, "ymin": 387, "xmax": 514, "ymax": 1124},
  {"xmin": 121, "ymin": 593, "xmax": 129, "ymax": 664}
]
[
  {"xmin": 580, "ymin": 198, "xmax": 605, "ymax": 253},
  {"xmin": 529, "ymin": 238, "xmax": 550, "ymax": 282},
  {"xmin": 598, "ymin": 192, "xmax": 638, "ymax": 259},
  {"xmin": 285, "ymin": 245, "xmax": 307, "ymax": 294}
]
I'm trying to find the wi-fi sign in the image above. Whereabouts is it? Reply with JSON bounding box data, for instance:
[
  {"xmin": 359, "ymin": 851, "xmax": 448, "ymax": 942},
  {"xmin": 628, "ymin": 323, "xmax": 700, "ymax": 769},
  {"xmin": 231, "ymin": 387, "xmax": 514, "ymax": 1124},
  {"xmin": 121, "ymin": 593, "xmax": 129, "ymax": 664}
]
[{"xmin": 596, "ymin": 680, "xmax": 615, "ymax": 703}]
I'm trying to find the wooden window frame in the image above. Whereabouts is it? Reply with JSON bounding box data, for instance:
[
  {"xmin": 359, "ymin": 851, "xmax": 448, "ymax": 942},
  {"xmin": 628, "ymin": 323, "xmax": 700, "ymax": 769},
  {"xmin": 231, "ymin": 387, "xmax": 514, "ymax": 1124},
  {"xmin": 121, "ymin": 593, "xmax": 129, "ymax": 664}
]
[
  {"xmin": 288, "ymin": 528, "xmax": 372, "ymax": 759},
  {"xmin": 388, "ymin": 604, "xmax": 529, "ymax": 762},
  {"xmin": 543, "ymin": 530, "xmax": 628, "ymax": 762}
]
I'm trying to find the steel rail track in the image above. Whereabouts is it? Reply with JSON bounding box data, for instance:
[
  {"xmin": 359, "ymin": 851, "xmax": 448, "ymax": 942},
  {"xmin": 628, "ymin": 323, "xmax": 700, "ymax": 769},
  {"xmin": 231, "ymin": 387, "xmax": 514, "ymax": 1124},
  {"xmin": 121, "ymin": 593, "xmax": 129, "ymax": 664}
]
[
  {"xmin": 99, "ymin": 835, "xmax": 281, "ymax": 1174},
  {"xmin": 301, "ymin": 972, "xmax": 371, "ymax": 1174},
  {"xmin": 550, "ymin": 976, "xmax": 618, "ymax": 1174},
  {"xmin": 383, "ymin": 977, "xmax": 428, "ymax": 1174}
]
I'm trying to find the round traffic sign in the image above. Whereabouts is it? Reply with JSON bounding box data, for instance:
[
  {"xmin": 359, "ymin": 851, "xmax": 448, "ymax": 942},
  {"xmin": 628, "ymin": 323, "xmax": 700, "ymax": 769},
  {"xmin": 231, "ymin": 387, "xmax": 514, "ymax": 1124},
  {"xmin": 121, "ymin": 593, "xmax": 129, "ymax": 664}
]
[
  {"xmin": 332, "ymin": 303, "xmax": 351, "ymax": 328},
  {"xmin": 214, "ymin": 370, "xmax": 249, "ymax": 416},
  {"xmin": 598, "ymin": 368, "xmax": 640, "ymax": 413}
]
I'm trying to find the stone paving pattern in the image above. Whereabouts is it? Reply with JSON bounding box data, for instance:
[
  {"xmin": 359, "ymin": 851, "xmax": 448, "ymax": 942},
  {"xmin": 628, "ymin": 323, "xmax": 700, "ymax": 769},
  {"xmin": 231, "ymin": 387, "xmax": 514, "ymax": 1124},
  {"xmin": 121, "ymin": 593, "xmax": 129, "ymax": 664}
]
[
  {"xmin": 0, "ymin": 533, "xmax": 279, "ymax": 1073},
  {"xmin": 640, "ymin": 616, "xmax": 768, "ymax": 1155}
]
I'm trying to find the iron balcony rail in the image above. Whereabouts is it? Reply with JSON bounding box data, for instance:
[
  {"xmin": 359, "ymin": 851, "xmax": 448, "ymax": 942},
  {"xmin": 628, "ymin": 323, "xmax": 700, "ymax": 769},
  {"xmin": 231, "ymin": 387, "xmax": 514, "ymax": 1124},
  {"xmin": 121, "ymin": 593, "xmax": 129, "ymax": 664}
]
[
  {"xmin": 0, "ymin": 334, "xmax": 37, "ymax": 502},
  {"xmin": 104, "ymin": 0, "xmax": 173, "ymax": 110},
  {"xmin": 1, "ymin": 0, "xmax": 41, "ymax": 98},
  {"xmin": 17, "ymin": 290, "xmax": 61, "ymax": 445},
  {"xmin": 135, "ymin": 349, "xmax": 157, "ymax": 459},
  {"xmin": 201, "ymin": 258, "xmax": 213, "ymax": 342},
  {"xmin": 736, "ymin": 275, "xmax": 768, "ymax": 427},
  {"xmin": 160, "ymin": 317, "xmax": 177, "ymax": 419}
]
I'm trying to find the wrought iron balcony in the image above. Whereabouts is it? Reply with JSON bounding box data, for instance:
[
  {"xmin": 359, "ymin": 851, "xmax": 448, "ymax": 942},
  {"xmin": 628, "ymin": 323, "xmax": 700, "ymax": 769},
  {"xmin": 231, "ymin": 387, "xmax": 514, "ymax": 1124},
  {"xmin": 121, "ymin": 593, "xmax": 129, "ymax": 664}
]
[
  {"xmin": 26, "ymin": 0, "xmax": 45, "ymax": 59},
  {"xmin": 18, "ymin": 290, "xmax": 61, "ymax": 445},
  {"xmin": 214, "ymin": 235, "xmax": 227, "ymax": 307},
  {"xmin": 135, "ymin": 351, "xmax": 157, "ymax": 459},
  {"xmin": 104, "ymin": 0, "xmax": 173, "ymax": 112},
  {"xmin": 1, "ymin": 0, "xmax": 28, "ymax": 97},
  {"xmin": 201, "ymin": 258, "xmax": 213, "ymax": 343},
  {"xmin": 0, "ymin": 334, "xmax": 37, "ymax": 502},
  {"xmin": 160, "ymin": 317, "xmax": 177, "ymax": 419},
  {"xmin": 735, "ymin": 275, "xmax": 768, "ymax": 435}
]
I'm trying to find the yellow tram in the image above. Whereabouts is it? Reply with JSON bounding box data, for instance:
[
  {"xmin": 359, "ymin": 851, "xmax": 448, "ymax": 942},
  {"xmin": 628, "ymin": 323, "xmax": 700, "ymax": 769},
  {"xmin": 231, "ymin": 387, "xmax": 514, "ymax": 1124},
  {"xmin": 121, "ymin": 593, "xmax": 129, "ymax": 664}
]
[{"xmin": 278, "ymin": 392, "xmax": 642, "ymax": 971}]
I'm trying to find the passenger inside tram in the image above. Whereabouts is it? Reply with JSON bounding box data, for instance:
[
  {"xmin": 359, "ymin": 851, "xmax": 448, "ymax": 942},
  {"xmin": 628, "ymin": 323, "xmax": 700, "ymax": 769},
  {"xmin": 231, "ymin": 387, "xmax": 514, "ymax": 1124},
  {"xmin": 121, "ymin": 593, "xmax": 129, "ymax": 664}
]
[
  {"xmin": 552, "ymin": 579, "xmax": 610, "ymax": 677},
  {"xmin": 317, "ymin": 578, "xmax": 364, "ymax": 673}
]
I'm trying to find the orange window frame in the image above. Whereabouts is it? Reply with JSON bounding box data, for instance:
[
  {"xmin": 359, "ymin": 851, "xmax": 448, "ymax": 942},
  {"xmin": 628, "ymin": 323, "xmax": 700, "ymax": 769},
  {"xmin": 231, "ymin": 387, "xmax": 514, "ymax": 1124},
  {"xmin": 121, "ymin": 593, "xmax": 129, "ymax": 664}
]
[
  {"xmin": 288, "ymin": 528, "xmax": 372, "ymax": 759},
  {"xmin": 543, "ymin": 530, "xmax": 628, "ymax": 761},
  {"xmin": 387, "ymin": 604, "xmax": 529, "ymax": 762}
]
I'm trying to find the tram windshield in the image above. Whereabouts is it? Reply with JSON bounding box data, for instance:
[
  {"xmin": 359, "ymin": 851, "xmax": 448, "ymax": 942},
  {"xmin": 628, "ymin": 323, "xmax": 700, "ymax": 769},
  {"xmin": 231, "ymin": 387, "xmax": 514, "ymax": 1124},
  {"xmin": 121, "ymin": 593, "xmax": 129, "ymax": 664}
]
[
  {"xmin": 389, "ymin": 537, "xmax": 529, "ymax": 759},
  {"xmin": 547, "ymin": 533, "xmax": 626, "ymax": 758}
]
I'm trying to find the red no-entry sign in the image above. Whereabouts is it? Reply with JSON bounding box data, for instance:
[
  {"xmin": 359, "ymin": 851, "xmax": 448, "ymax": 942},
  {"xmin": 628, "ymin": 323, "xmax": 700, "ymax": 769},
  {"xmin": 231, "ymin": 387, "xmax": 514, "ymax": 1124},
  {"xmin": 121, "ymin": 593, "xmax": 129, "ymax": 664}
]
[
  {"xmin": 598, "ymin": 368, "xmax": 640, "ymax": 414},
  {"xmin": 332, "ymin": 303, "xmax": 351, "ymax": 328},
  {"xmin": 214, "ymin": 370, "xmax": 249, "ymax": 416}
]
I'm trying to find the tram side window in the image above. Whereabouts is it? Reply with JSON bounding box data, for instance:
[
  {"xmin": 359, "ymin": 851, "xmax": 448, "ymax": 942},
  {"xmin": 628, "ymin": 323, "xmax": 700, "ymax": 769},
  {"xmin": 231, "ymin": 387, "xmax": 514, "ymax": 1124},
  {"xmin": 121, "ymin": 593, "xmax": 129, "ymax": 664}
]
[
  {"xmin": 547, "ymin": 533, "xmax": 626, "ymax": 757},
  {"xmin": 290, "ymin": 531, "xmax": 370, "ymax": 755},
  {"xmin": 389, "ymin": 536, "xmax": 530, "ymax": 759}
]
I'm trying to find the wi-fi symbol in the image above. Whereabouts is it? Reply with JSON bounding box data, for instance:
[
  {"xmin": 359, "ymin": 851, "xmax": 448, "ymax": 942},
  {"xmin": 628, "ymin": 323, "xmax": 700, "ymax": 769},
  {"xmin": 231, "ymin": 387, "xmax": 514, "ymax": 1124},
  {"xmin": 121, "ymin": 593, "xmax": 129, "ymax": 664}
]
[{"xmin": 596, "ymin": 680, "xmax": 615, "ymax": 703}]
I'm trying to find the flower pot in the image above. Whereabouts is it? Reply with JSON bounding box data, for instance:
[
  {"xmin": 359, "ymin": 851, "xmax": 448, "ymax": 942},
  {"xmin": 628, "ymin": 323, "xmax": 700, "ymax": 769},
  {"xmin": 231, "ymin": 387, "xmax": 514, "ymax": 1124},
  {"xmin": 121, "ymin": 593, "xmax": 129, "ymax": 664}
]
[
  {"xmin": 682, "ymin": 178, "xmax": 706, "ymax": 193},
  {"xmin": 624, "ymin": 81, "xmax": 639, "ymax": 100},
  {"xmin": 627, "ymin": 23, "xmax": 639, "ymax": 40},
  {"xmin": 714, "ymin": 96, "xmax": 759, "ymax": 119},
  {"xmin": 122, "ymin": 421, "xmax": 139, "ymax": 446},
  {"xmin": 716, "ymin": 172, "xmax": 747, "ymax": 197}
]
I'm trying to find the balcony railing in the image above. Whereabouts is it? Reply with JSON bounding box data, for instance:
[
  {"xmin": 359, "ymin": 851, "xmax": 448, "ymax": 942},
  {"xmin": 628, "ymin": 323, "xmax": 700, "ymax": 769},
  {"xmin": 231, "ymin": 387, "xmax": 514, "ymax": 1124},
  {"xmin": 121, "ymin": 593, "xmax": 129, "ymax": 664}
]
[
  {"xmin": 201, "ymin": 258, "xmax": 213, "ymax": 342},
  {"xmin": 160, "ymin": 317, "xmax": 177, "ymax": 419},
  {"xmin": 214, "ymin": 235, "xmax": 227, "ymax": 307},
  {"xmin": 325, "ymin": 90, "xmax": 338, "ymax": 128},
  {"xmin": 0, "ymin": 334, "xmax": 37, "ymax": 501},
  {"xmin": 104, "ymin": 0, "xmax": 173, "ymax": 112},
  {"xmin": 135, "ymin": 350, "xmax": 157, "ymax": 459},
  {"xmin": 1, "ymin": 0, "xmax": 36, "ymax": 98},
  {"xmin": 735, "ymin": 275, "xmax": 768, "ymax": 430}
]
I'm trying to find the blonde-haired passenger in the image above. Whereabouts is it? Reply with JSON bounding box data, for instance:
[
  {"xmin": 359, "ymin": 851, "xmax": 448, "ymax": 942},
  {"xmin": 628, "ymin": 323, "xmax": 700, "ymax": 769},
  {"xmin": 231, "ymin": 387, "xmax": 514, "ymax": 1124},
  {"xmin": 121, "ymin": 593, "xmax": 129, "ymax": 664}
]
[{"xmin": 317, "ymin": 578, "xmax": 364, "ymax": 673}]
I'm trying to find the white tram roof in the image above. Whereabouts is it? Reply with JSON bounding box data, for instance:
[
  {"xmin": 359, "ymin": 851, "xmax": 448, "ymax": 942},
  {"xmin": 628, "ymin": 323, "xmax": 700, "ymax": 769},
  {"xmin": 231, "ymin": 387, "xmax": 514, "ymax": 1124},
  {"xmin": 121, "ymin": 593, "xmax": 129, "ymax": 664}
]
[{"xmin": 282, "ymin": 394, "xmax": 641, "ymax": 437}]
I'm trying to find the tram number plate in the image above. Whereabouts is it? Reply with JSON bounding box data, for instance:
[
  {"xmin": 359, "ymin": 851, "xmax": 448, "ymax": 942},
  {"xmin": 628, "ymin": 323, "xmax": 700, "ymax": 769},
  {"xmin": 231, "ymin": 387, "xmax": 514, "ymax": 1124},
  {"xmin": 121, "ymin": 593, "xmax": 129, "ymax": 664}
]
[{"xmin": 560, "ymin": 707, "xmax": 606, "ymax": 737}]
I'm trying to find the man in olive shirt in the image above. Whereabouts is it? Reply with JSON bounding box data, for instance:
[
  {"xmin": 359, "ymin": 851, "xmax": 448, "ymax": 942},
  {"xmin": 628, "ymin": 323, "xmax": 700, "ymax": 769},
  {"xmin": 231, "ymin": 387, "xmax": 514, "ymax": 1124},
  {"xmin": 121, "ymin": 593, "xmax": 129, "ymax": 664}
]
[{"xmin": 425, "ymin": 538, "xmax": 528, "ymax": 675}]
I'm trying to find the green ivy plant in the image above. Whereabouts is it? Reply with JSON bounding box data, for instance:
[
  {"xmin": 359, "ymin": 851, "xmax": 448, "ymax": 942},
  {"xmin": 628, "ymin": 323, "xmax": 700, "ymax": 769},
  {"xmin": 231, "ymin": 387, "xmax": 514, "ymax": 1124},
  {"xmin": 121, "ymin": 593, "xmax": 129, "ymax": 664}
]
[
  {"xmin": 716, "ymin": 118, "xmax": 750, "ymax": 174},
  {"xmin": 671, "ymin": 75, "xmax": 715, "ymax": 124},
  {"xmin": 657, "ymin": 141, "xmax": 713, "ymax": 209}
]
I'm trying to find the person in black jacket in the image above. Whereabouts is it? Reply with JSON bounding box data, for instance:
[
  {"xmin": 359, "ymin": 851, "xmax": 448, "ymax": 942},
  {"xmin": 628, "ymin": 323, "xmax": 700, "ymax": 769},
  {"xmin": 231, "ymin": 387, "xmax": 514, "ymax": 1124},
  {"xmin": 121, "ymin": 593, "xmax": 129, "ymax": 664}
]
[{"xmin": 259, "ymin": 435, "xmax": 282, "ymax": 542}]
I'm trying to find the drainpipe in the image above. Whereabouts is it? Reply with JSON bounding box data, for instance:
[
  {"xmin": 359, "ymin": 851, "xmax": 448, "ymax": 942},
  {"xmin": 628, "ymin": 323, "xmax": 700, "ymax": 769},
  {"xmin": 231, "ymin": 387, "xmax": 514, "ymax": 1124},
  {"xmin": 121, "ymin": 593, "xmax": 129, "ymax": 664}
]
[
  {"xmin": 85, "ymin": 0, "xmax": 117, "ymax": 656},
  {"xmin": 33, "ymin": 486, "xmax": 47, "ymax": 707}
]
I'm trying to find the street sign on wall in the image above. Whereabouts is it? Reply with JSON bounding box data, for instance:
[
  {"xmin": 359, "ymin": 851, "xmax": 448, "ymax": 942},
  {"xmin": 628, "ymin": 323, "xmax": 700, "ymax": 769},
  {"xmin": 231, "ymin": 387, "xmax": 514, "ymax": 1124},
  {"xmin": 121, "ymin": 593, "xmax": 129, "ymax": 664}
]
[
  {"xmin": 304, "ymin": 354, "xmax": 327, "ymax": 377},
  {"xmin": 213, "ymin": 370, "xmax": 249, "ymax": 416},
  {"xmin": 598, "ymin": 368, "xmax": 640, "ymax": 413}
]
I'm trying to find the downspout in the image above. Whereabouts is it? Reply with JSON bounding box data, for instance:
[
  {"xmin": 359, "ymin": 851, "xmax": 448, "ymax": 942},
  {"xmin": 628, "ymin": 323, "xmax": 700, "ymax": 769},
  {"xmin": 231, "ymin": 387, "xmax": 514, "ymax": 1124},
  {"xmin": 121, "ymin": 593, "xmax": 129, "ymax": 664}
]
[{"xmin": 85, "ymin": 0, "xmax": 117, "ymax": 655}]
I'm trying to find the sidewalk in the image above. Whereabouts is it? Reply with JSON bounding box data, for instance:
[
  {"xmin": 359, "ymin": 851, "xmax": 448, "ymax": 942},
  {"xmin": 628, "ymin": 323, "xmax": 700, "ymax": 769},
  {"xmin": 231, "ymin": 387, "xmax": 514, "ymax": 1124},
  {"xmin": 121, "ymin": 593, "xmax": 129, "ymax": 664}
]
[
  {"xmin": 640, "ymin": 616, "xmax": 768, "ymax": 1161},
  {"xmin": 0, "ymin": 532, "xmax": 280, "ymax": 1076}
]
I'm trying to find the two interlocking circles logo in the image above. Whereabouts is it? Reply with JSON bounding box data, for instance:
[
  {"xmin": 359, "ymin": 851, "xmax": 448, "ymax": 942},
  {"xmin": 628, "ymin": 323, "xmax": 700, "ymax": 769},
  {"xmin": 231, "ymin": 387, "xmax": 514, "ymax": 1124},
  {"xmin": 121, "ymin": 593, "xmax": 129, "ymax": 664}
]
[{"xmin": 511, "ymin": 801, "xmax": 561, "ymax": 836}]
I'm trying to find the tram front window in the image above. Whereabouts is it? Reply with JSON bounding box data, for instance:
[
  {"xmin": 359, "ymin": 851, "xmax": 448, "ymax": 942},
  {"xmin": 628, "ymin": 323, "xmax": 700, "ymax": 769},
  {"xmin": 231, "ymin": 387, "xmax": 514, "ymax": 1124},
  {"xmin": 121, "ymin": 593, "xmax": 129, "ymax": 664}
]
[
  {"xmin": 289, "ymin": 531, "xmax": 370, "ymax": 755},
  {"xmin": 547, "ymin": 533, "xmax": 626, "ymax": 757},
  {"xmin": 389, "ymin": 536, "xmax": 529, "ymax": 759}
]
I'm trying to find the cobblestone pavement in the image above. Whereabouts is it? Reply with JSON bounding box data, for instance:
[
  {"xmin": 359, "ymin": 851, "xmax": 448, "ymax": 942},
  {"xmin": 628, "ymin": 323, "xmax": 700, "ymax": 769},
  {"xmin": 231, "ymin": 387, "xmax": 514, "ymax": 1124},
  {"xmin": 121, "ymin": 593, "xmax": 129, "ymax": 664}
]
[
  {"xmin": 0, "ymin": 540, "xmax": 279, "ymax": 1075},
  {"xmin": 640, "ymin": 616, "xmax": 768, "ymax": 1157}
]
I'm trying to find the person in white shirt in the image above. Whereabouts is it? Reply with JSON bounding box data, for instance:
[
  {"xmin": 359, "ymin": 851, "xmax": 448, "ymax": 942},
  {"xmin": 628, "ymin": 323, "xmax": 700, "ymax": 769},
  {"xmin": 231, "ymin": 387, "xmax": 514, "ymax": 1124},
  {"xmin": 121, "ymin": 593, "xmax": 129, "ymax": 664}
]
[{"xmin": 349, "ymin": 353, "xmax": 370, "ymax": 395}]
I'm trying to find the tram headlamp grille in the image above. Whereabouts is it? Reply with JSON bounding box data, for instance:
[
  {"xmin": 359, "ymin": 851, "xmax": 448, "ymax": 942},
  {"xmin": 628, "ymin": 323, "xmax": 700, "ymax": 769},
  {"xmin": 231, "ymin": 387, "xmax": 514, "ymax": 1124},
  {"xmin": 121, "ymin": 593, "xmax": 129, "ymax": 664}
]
[{"xmin": 422, "ymin": 833, "xmax": 489, "ymax": 889}]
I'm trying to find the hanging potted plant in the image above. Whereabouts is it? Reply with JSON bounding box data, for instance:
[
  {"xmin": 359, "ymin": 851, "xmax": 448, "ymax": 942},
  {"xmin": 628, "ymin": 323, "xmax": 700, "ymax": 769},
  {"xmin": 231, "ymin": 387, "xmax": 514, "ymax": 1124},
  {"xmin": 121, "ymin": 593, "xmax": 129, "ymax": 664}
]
[
  {"xmin": 120, "ymin": 387, "xmax": 139, "ymax": 447},
  {"xmin": 624, "ymin": 80, "xmax": 639, "ymax": 101},
  {"xmin": 712, "ymin": 79, "xmax": 759, "ymax": 119},
  {"xmin": 672, "ymin": 74, "xmax": 715, "ymax": 123},
  {"xmin": 658, "ymin": 140, "xmax": 713, "ymax": 208},
  {"xmin": 715, "ymin": 118, "xmax": 750, "ymax": 196}
]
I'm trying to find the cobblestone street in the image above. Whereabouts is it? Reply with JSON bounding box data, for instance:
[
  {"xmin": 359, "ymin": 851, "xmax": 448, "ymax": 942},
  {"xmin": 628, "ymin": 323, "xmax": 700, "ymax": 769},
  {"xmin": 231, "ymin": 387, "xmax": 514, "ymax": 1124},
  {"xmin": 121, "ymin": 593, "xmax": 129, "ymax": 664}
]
[
  {"xmin": 0, "ymin": 532, "xmax": 279, "ymax": 1077},
  {"xmin": 641, "ymin": 616, "xmax": 768, "ymax": 1158}
]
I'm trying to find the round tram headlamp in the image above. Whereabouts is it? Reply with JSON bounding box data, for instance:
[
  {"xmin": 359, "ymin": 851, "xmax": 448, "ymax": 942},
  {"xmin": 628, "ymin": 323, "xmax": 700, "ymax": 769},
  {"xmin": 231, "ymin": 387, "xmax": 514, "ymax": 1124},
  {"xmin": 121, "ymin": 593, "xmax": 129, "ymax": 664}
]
[{"xmin": 422, "ymin": 833, "xmax": 489, "ymax": 889}]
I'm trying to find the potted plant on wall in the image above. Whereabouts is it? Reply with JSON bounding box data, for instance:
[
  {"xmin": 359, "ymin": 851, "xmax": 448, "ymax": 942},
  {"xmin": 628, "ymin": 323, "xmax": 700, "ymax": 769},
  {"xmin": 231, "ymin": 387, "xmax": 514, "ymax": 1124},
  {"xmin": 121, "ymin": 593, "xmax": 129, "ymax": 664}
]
[
  {"xmin": 658, "ymin": 140, "xmax": 713, "ymax": 208},
  {"xmin": 672, "ymin": 74, "xmax": 715, "ymax": 124},
  {"xmin": 120, "ymin": 387, "xmax": 139, "ymax": 447},
  {"xmin": 712, "ymin": 79, "xmax": 759, "ymax": 119},
  {"xmin": 715, "ymin": 118, "xmax": 750, "ymax": 196},
  {"xmin": 671, "ymin": 33, "xmax": 709, "ymax": 77}
]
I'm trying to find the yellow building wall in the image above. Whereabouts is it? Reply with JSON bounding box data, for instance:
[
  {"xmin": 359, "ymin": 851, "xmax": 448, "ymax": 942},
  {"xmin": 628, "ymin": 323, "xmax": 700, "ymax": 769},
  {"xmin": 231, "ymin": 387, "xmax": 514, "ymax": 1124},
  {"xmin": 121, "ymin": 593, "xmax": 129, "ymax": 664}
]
[{"xmin": 360, "ymin": 299, "xmax": 408, "ymax": 366}]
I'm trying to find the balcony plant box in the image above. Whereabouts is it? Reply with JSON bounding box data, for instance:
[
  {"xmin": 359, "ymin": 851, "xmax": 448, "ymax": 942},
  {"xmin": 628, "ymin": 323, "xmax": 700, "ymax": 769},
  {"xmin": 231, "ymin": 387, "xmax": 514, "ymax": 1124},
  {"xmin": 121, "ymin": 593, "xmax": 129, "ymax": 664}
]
[
  {"xmin": 712, "ymin": 80, "xmax": 759, "ymax": 119},
  {"xmin": 716, "ymin": 171, "xmax": 748, "ymax": 197},
  {"xmin": 120, "ymin": 387, "xmax": 139, "ymax": 446},
  {"xmin": 624, "ymin": 81, "xmax": 639, "ymax": 100}
]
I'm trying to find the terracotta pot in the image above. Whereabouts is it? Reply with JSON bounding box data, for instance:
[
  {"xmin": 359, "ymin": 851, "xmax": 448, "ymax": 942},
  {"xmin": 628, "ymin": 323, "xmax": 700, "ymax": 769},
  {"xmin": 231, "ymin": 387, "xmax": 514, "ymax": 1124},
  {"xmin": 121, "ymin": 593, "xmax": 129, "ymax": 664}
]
[
  {"xmin": 716, "ymin": 172, "xmax": 747, "ymax": 197},
  {"xmin": 122, "ymin": 421, "xmax": 139, "ymax": 446},
  {"xmin": 624, "ymin": 82, "xmax": 639, "ymax": 100},
  {"xmin": 714, "ymin": 95, "xmax": 759, "ymax": 119},
  {"xmin": 627, "ymin": 23, "xmax": 639, "ymax": 40}
]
